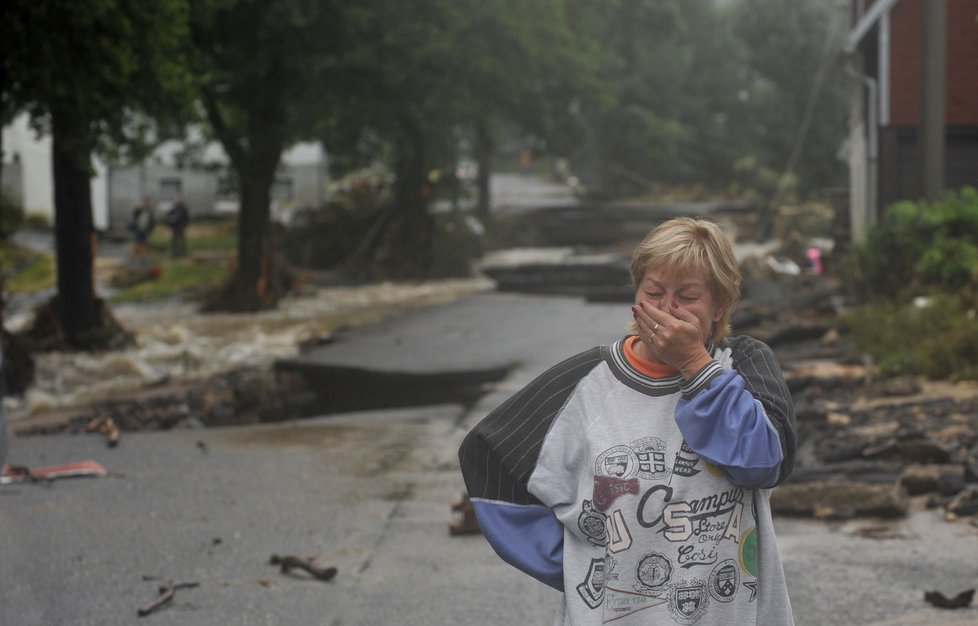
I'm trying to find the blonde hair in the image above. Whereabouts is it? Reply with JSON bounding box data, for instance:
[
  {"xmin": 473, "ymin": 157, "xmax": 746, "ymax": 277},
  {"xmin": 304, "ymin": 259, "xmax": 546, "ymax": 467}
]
[{"xmin": 629, "ymin": 217, "xmax": 741, "ymax": 343}]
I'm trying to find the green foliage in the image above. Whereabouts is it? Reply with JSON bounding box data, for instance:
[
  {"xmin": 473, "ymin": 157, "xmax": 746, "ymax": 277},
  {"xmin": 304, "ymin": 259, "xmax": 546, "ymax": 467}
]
[
  {"xmin": 0, "ymin": 189, "xmax": 24, "ymax": 240},
  {"xmin": 851, "ymin": 187, "xmax": 978, "ymax": 300},
  {"xmin": 846, "ymin": 188, "xmax": 978, "ymax": 381},
  {"xmin": 846, "ymin": 295, "xmax": 978, "ymax": 380},
  {"xmin": 1, "ymin": 0, "xmax": 196, "ymax": 163},
  {"xmin": 279, "ymin": 204, "xmax": 377, "ymax": 270},
  {"xmin": 427, "ymin": 213, "xmax": 485, "ymax": 278},
  {"xmin": 728, "ymin": 0, "xmax": 849, "ymax": 197},
  {"xmin": 564, "ymin": 0, "xmax": 747, "ymax": 195},
  {"xmin": 0, "ymin": 242, "xmax": 54, "ymax": 293},
  {"xmin": 149, "ymin": 222, "xmax": 237, "ymax": 252}
]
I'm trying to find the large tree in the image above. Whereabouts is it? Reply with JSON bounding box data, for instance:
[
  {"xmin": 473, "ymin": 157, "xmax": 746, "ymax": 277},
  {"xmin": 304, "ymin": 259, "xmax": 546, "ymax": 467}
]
[
  {"xmin": 728, "ymin": 0, "xmax": 850, "ymax": 197},
  {"xmin": 1, "ymin": 0, "xmax": 193, "ymax": 349},
  {"xmin": 189, "ymin": 0, "xmax": 352, "ymax": 311},
  {"xmin": 328, "ymin": 0, "xmax": 593, "ymax": 275},
  {"xmin": 559, "ymin": 0, "xmax": 746, "ymax": 196}
]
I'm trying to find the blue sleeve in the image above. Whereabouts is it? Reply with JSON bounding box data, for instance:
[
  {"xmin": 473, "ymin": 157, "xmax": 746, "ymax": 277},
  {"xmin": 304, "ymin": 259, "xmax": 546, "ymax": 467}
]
[
  {"xmin": 675, "ymin": 367, "xmax": 783, "ymax": 488},
  {"xmin": 471, "ymin": 499, "xmax": 564, "ymax": 591},
  {"xmin": 674, "ymin": 337, "xmax": 797, "ymax": 489},
  {"xmin": 458, "ymin": 348, "xmax": 604, "ymax": 589}
]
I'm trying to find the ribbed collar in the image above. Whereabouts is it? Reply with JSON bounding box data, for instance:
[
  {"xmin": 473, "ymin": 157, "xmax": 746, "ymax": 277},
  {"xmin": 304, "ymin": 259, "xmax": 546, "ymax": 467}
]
[{"xmin": 604, "ymin": 335, "xmax": 715, "ymax": 397}]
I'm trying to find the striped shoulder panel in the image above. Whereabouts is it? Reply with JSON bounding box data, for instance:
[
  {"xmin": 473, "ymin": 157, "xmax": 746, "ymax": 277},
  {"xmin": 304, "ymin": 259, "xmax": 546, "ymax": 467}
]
[
  {"xmin": 722, "ymin": 335, "xmax": 797, "ymax": 484},
  {"xmin": 459, "ymin": 346, "xmax": 605, "ymax": 505}
]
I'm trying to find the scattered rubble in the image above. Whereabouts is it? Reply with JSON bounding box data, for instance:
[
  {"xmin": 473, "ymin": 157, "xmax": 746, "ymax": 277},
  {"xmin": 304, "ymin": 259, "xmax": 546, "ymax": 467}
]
[{"xmin": 780, "ymin": 365, "xmax": 978, "ymax": 523}]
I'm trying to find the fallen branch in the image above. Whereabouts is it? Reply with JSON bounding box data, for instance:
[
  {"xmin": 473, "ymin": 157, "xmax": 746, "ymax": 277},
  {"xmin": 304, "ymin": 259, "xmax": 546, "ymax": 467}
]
[
  {"xmin": 137, "ymin": 580, "xmax": 199, "ymax": 617},
  {"xmin": 269, "ymin": 554, "xmax": 337, "ymax": 582}
]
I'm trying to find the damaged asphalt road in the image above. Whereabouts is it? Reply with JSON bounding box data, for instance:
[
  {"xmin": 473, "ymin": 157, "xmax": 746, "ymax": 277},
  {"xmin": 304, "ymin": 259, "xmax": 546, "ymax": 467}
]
[{"xmin": 2, "ymin": 292, "xmax": 977, "ymax": 625}]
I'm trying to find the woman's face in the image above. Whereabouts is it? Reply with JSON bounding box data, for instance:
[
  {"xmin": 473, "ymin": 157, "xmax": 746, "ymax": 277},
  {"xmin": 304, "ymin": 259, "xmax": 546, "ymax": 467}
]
[{"xmin": 634, "ymin": 266, "xmax": 722, "ymax": 344}]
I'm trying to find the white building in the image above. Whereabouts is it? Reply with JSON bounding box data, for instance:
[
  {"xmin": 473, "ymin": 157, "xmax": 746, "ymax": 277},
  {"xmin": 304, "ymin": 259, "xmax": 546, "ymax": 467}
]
[
  {"xmin": 2, "ymin": 114, "xmax": 328, "ymax": 232},
  {"xmin": 2, "ymin": 113, "xmax": 110, "ymax": 229}
]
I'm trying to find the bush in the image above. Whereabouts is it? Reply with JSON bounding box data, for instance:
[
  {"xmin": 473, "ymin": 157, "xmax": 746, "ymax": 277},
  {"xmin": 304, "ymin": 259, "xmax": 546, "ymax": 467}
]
[
  {"xmin": 845, "ymin": 294, "xmax": 978, "ymax": 380},
  {"xmin": 851, "ymin": 187, "xmax": 978, "ymax": 300},
  {"xmin": 845, "ymin": 187, "xmax": 978, "ymax": 380}
]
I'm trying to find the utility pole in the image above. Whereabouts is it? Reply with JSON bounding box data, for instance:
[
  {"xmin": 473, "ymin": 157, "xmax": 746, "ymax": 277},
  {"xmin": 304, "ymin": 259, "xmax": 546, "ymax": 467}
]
[{"xmin": 920, "ymin": 0, "xmax": 945, "ymax": 203}]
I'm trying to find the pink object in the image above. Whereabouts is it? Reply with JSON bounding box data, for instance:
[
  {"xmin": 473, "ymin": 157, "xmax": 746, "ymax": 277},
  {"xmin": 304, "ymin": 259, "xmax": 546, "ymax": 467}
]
[{"xmin": 806, "ymin": 247, "xmax": 823, "ymax": 275}]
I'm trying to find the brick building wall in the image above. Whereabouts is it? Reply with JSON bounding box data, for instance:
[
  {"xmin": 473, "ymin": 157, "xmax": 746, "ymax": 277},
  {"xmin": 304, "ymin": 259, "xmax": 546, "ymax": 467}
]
[{"xmin": 889, "ymin": 0, "xmax": 978, "ymax": 126}]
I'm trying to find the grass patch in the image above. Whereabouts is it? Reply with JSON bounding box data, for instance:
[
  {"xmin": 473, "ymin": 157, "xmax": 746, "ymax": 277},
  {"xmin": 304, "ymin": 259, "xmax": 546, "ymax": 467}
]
[
  {"xmin": 0, "ymin": 242, "xmax": 54, "ymax": 293},
  {"xmin": 110, "ymin": 259, "xmax": 230, "ymax": 304},
  {"xmin": 148, "ymin": 221, "xmax": 238, "ymax": 253}
]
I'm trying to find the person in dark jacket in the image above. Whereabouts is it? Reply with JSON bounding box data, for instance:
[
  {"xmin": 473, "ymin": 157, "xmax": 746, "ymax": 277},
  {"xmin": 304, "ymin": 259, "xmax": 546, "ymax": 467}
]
[
  {"xmin": 128, "ymin": 196, "xmax": 156, "ymax": 258},
  {"xmin": 163, "ymin": 194, "xmax": 190, "ymax": 259}
]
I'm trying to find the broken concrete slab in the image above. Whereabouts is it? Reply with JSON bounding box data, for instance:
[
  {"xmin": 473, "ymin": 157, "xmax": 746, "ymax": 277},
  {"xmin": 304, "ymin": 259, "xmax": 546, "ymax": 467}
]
[
  {"xmin": 274, "ymin": 360, "xmax": 510, "ymax": 416},
  {"xmin": 771, "ymin": 480, "xmax": 910, "ymax": 519},
  {"xmin": 273, "ymin": 292, "xmax": 629, "ymax": 417}
]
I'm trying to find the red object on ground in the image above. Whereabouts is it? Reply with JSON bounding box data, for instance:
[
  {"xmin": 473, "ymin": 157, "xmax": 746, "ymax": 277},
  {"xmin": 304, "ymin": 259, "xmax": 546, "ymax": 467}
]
[{"xmin": 1, "ymin": 459, "xmax": 107, "ymax": 482}]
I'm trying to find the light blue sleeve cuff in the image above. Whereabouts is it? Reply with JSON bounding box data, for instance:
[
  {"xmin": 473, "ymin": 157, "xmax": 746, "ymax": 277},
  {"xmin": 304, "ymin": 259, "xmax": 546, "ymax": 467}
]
[{"xmin": 471, "ymin": 499, "xmax": 564, "ymax": 591}]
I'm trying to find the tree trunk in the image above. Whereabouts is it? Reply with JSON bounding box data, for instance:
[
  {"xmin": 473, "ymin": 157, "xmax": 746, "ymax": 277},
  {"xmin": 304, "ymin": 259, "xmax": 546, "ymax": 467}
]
[
  {"xmin": 387, "ymin": 116, "xmax": 432, "ymax": 278},
  {"xmin": 51, "ymin": 116, "xmax": 100, "ymax": 347},
  {"xmin": 475, "ymin": 117, "xmax": 493, "ymax": 218},
  {"xmin": 234, "ymin": 160, "xmax": 276, "ymax": 309},
  {"xmin": 341, "ymin": 116, "xmax": 433, "ymax": 279},
  {"xmin": 204, "ymin": 97, "xmax": 285, "ymax": 312}
]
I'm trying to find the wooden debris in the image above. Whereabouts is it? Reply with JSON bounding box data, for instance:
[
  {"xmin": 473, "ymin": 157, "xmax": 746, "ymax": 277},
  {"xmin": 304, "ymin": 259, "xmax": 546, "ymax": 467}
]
[
  {"xmin": 137, "ymin": 580, "xmax": 199, "ymax": 617},
  {"xmin": 771, "ymin": 481, "xmax": 909, "ymax": 519},
  {"xmin": 268, "ymin": 554, "xmax": 337, "ymax": 582}
]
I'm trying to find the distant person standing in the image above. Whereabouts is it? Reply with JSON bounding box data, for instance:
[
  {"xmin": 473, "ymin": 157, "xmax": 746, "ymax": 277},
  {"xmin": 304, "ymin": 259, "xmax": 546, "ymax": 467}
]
[
  {"xmin": 128, "ymin": 196, "xmax": 155, "ymax": 258},
  {"xmin": 164, "ymin": 194, "xmax": 190, "ymax": 259}
]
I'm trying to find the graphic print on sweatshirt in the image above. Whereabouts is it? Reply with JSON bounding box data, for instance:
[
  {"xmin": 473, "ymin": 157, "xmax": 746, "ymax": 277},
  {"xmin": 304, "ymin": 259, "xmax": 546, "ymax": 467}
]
[{"xmin": 575, "ymin": 435, "xmax": 759, "ymax": 624}]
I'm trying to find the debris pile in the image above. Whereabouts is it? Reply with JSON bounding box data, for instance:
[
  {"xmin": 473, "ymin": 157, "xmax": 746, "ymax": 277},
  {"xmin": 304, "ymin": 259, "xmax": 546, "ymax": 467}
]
[
  {"xmin": 13, "ymin": 367, "xmax": 316, "ymax": 440},
  {"xmin": 776, "ymin": 369, "xmax": 978, "ymax": 524}
]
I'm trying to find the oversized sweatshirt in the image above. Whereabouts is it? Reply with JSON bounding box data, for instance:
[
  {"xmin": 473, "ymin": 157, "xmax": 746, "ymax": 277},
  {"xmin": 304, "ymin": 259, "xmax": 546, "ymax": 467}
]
[{"xmin": 459, "ymin": 335, "xmax": 796, "ymax": 625}]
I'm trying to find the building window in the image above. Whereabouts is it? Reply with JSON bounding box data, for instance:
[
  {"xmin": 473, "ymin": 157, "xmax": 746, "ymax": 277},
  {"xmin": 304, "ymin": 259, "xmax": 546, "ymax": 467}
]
[{"xmin": 159, "ymin": 178, "xmax": 182, "ymax": 200}]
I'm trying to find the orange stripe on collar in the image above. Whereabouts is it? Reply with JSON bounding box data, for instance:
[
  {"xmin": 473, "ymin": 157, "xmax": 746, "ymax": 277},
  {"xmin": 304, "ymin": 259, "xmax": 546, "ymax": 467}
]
[{"xmin": 623, "ymin": 335, "xmax": 679, "ymax": 379}]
